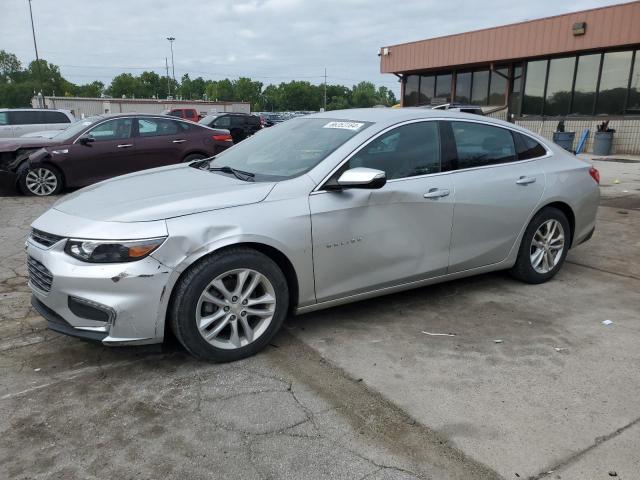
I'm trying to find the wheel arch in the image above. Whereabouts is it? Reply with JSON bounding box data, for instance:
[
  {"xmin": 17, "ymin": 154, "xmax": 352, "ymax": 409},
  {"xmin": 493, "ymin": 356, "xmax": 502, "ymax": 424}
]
[
  {"xmin": 163, "ymin": 241, "xmax": 300, "ymax": 338},
  {"xmin": 533, "ymin": 201, "xmax": 576, "ymax": 247},
  {"xmin": 182, "ymin": 150, "xmax": 210, "ymax": 161}
]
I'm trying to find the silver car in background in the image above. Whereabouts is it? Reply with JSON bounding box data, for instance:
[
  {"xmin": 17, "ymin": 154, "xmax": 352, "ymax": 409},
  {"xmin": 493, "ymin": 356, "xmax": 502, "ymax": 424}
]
[{"xmin": 27, "ymin": 109, "xmax": 600, "ymax": 361}]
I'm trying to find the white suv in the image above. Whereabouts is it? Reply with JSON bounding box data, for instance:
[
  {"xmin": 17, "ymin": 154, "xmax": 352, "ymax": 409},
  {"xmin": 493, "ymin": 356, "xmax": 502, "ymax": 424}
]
[{"xmin": 0, "ymin": 108, "xmax": 75, "ymax": 138}]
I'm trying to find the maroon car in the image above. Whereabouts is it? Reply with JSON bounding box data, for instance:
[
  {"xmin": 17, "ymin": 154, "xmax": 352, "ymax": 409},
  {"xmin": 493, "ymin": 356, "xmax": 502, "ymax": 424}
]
[{"xmin": 0, "ymin": 114, "xmax": 233, "ymax": 196}]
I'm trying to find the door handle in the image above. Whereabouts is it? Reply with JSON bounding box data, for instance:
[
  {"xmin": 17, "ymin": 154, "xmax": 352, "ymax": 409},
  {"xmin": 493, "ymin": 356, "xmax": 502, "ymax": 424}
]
[
  {"xmin": 516, "ymin": 176, "xmax": 536, "ymax": 185},
  {"xmin": 117, "ymin": 144, "xmax": 133, "ymax": 148},
  {"xmin": 423, "ymin": 188, "xmax": 450, "ymax": 199},
  {"xmin": 172, "ymin": 139, "xmax": 186, "ymax": 143}
]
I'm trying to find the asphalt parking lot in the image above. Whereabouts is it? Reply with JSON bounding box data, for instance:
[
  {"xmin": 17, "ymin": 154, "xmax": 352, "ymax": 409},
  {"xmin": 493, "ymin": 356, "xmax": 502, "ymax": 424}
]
[{"xmin": 1, "ymin": 157, "xmax": 638, "ymax": 480}]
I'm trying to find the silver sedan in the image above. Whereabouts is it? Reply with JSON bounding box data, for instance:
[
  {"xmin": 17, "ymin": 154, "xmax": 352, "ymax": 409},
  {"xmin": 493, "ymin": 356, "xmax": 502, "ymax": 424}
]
[{"xmin": 27, "ymin": 109, "xmax": 599, "ymax": 361}]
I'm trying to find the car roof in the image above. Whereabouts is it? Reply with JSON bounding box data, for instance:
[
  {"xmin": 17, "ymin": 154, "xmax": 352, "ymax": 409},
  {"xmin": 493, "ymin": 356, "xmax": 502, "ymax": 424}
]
[
  {"xmin": 307, "ymin": 107, "xmax": 539, "ymax": 137},
  {"xmin": 0, "ymin": 108, "xmax": 72, "ymax": 113}
]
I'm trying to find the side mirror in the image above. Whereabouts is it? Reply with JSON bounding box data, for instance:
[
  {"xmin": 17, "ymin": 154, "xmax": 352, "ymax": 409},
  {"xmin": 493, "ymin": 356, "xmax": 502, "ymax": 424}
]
[
  {"xmin": 335, "ymin": 167, "xmax": 386, "ymax": 190},
  {"xmin": 78, "ymin": 135, "xmax": 95, "ymax": 145}
]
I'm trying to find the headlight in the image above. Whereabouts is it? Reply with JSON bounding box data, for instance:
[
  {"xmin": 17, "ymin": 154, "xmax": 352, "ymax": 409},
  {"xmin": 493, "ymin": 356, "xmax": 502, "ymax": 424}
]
[{"xmin": 64, "ymin": 237, "xmax": 166, "ymax": 263}]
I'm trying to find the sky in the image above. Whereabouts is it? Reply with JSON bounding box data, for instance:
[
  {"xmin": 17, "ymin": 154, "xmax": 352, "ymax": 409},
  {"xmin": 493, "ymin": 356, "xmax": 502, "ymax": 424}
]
[{"xmin": 0, "ymin": 0, "xmax": 627, "ymax": 96}]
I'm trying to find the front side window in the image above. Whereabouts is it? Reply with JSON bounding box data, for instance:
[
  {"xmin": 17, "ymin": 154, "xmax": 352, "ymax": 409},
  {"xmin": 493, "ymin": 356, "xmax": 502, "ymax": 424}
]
[
  {"xmin": 450, "ymin": 121, "xmax": 516, "ymax": 169},
  {"xmin": 212, "ymin": 118, "xmax": 371, "ymax": 181},
  {"xmin": 345, "ymin": 121, "xmax": 441, "ymax": 180},
  {"xmin": 0, "ymin": 112, "xmax": 7, "ymax": 125},
  {"xmin": 87, "ymin": 118, "xmax": 133, "ymax": 141},
  {"xmin": 138, "ymin": 118, "xmax": 180, "ymax": 137}
]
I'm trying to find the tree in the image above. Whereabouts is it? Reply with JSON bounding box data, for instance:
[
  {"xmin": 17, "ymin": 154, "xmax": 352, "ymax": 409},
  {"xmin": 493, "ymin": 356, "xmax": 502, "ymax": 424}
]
[
  {"xmin": 107, "ymin": 73, "xmax": 140, "ymax": 98},
  {"xmin": 351, "ymin": 81, "xmax": 378, "ymax": 108},
  {"xmin": 233, "ymin": 77, "xmax": 263, "ymax": 109},
  {"xmin": 74, "ymin": 81, "xmax": 104, "ymax": 98},
  {"xmin": 0, "ymin": 50, "xmax": 21, "ymax": 79}
]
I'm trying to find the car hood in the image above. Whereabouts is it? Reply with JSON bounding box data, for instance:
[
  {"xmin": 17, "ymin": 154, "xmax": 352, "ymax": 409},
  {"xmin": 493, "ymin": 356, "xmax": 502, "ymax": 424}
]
[
  {"xmin": 0, "ymin": 137, "xmax": 62, "ymax": 152},
  {"xmin": 53, "ymin": 164, "xmax": 276, "ymax": 222}
]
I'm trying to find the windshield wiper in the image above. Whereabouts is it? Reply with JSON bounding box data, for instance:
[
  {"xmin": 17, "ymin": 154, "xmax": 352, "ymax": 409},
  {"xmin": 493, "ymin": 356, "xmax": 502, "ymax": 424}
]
[
  {"xmin": 190, "ymin": 156, "xmax": 215, "ymax": 169},
  {"xmin": 210, "ymin": 165, "xmax": 255, "ymax": 182}
]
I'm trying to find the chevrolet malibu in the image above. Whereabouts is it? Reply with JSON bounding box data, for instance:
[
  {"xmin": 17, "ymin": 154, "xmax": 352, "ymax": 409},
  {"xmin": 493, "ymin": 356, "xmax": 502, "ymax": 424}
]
[{"xmin": 27, "ymin": 109, "xmax": 599, "ymax": 362}]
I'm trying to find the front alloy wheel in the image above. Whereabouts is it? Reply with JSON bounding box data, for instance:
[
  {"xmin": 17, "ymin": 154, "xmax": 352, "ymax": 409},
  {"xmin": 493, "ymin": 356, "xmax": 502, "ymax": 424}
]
[
  {"xmin": 20, "ymin": 166, "xmax": 62, "ymax": 196},
  {"xmin": 169, "ymin": 247, "xmax": 289, "ymax": 362},
  {"xmin": 196, "ymin": 269, "xmax": 276, "ymax": 349}
]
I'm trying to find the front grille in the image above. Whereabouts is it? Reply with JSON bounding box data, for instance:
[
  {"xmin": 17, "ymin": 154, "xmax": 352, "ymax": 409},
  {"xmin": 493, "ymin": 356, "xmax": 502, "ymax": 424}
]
[
  {"xmin": 27, "ymin": 256, "xmax": 53, "ymax": 293},
  {"xmin": 30, "ymin": 229, "xmax": 65, "ymax": 248}
]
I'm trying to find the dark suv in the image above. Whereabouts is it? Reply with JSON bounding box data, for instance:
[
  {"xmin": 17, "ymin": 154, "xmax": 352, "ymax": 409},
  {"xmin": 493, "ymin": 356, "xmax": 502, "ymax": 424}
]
[{"xmin": 199, "ymin": 113, "xmax": 261, "ymax": 143}]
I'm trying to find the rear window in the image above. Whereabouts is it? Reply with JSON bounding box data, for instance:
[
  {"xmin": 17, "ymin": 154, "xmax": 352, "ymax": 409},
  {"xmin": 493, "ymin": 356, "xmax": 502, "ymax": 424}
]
[{"xmin": 42, "ymin": 111, "xmax": 71, "ymax": 123}]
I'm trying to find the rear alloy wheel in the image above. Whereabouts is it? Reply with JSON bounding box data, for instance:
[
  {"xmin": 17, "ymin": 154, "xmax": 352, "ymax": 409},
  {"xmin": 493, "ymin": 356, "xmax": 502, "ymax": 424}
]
[
  {"xmin": 19, "ymin": 166, "xmax": 63, "ymax": 196},
  {"xmin": 510, "ymin": 207, "xmax": 570, "ymax": 284},
  {"xmin": 169, "ymin": 248, "xmax": 289, "ymax": 362}
]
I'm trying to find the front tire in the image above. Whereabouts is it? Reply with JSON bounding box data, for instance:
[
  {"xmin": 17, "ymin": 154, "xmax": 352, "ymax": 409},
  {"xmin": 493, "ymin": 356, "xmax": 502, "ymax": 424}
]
[
  {"xmin": 510, "ymin": 207, "xmax": 570, "ymax": 284},
  {"xmin": 169, "ymin": 248, "xmax": 289, "ymax": 362},
  {"xmin": 18, "ymin": 164, "xmax": 63, "ymax": 196}
]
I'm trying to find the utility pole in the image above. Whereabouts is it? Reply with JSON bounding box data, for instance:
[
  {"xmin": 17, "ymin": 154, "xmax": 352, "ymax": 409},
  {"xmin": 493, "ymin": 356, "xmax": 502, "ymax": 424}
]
[
  {"xmin": 167, "ymin": 37, "xmax": 176, "ymax": 84},
  {"xmin": 323, "ymin": 68, "xmax": 327, "ymax": 111},
  {"xmin": 27, "ymin": 0, "xmax": 43, "ymax": 103},
  {"xmin": 165, "ymin": 57, "xmax": 171, "ymax": 97}
]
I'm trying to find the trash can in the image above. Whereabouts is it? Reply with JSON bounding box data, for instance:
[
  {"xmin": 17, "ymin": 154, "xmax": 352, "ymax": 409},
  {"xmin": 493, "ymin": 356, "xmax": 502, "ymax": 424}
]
[
  {"xmin": 552, "ymin": 131, "xmax": 576, "ymax": 152},
  {"xmin": 593, "ymin": 131, "xmax": 614, "ymax": 156}
]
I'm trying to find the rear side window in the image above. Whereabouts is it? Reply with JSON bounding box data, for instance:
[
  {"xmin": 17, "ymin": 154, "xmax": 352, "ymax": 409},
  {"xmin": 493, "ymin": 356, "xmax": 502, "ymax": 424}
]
[
  {"xmin": 169, "ymin": 110, "xmax": 184, "ymax": 118},
  {"xmin": 346, "ymin": 121, "xmax": 441, "ymax": 180},
  {"xmin": 184, "ymin": 110, "xmax": 196, "ymax": 119},
  {"xmin": 10, "ymin": 110, "xmax": 44, "ymax": 125},
  {"xmin": 42, "ymin": 111, "xmax": 71, "ymax": 123},
  {"xmin": 231, "ymin": 115, "xmax": 245, "ymax": 127},
  {"xmin": 138, "ymin": 118, "xmax": 181, "ymax": 136},
  {"xmin": 450, "ymin": 121, "xmax": 516, "ymax": 169},
  {"xmin": 248, "ymin": 116, "xmax": 260, "ymax": 126},
  {"xmin": 513, "ymin": 132, "xmax": 547, "ymax": 160},
  {"xmin": 213, "ymin": 116, "xmax": 231, "ymax": 128}
]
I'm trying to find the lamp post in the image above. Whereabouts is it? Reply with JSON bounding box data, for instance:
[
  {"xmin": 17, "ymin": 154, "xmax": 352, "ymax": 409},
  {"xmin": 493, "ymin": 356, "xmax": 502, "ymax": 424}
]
[
  {"xmin": 166, "ymin": 37, "xmax": 176, "ymax": 85},
  {"xmin": 28, "ymin": 0, "xmax": 43, "ymax": 102}
]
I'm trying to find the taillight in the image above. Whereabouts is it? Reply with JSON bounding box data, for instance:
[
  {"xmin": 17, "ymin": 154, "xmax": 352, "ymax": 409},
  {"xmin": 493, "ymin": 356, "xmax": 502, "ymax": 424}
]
[
  {"xmin": 589, "ymin": 166, "xmax": 600, "ymax": 184},
  {"xmin": 212, "ymin": 134, "xmax": 233, "ymax": 142}
]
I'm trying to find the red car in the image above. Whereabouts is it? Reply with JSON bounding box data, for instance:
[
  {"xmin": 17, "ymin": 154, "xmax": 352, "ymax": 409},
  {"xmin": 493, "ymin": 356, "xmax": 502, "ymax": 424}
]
[
  {"xmin": 164, "ymin": 108, "xmax": 202, "ymax": 122},
  {"xmin": 0, "ymin": 114, "xmax": 232, "ymax": 196}
]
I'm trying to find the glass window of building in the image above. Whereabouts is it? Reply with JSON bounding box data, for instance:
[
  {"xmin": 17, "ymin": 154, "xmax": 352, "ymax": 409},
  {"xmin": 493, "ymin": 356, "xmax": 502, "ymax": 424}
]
[
  {"xmin": 435, "ymin": 73, "xmax": 452, "ymax": 102},
  {"xmin": 471, "ymin": 70, "xmax": 489, "ymax": 105},
  {"xmin": 544, "ymin": 57, "xmax": 576, "ymax": 116},
  {"xmin": 522, "ymin": 60, "xmax": 547, "ymax": 115},
  {"xmin": 571, "ymin": 54, "xmax": 601, "ymax": 115},
  {"xmin": 596, "ymin": 50, "xmax": 633, "ymax": 115},
  {"xmin": 626, "ymin": 51, "xmax": 640, "ymax": 112},
  {"xmin": 404, "ymin": 75, "xmax": 420, "ymax": 106},
  {"xmin": 419, "ymin": 75, "xmax": 435, "ymax": 105},
  {"xmin": 510, "ymin": 65, "xmax": 523, "ymax": 116},
  {"xmin": 489, "ymin": 67, "xmax": 508, "ymax": 105},
  {"xmin": 455, "ymin": 72, "xmax": 472, "ymax": 103}
]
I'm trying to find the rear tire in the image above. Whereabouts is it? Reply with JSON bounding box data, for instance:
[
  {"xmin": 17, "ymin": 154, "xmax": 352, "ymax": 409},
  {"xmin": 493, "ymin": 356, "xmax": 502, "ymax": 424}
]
[
  {"xmin": 169, "ymin": 247, "xmax": 289, "ymax": 362},
  {"xmin": 509, "ymin": 207, "xmax": 570, "ymax": 284},
  {"xmin": 18, "ymin": 164, "xmax": 63, "ymax": 196}
]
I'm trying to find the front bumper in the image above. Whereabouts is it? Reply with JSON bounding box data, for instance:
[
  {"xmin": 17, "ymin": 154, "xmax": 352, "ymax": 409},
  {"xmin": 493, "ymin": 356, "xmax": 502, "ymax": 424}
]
[{"xmin": 27, "ymin": 238, "xmax": 172, "ymax": 346}]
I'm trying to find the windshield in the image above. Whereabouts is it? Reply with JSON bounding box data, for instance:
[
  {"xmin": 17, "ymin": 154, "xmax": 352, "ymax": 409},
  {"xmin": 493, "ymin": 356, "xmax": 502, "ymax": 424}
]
[
  {"xmin": 211, "ymin": 117, "xmax": 371, "ymax": 180},
  {"xmin": 52, "ymin": 116, "xmax": 102, "ymax": 142}
]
